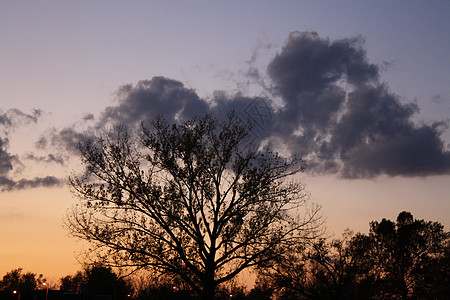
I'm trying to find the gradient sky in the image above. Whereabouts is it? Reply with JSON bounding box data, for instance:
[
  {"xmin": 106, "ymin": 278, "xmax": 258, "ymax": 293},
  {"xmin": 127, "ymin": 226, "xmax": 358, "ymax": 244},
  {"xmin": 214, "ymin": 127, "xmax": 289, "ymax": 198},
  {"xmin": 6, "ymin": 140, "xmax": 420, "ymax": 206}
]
[{"xmin": 1, "ymin": 1, "xmax": 449, "ymax": 281}]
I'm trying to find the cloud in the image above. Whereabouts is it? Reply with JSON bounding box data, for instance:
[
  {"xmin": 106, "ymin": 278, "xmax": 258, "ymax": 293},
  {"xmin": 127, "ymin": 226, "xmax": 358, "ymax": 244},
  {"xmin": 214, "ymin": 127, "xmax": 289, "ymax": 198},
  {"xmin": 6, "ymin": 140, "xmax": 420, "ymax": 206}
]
[
  {"xmin": 0, "ymin": 109, "xmax": 64, "ymax": 191},
  {"xmin": 51, "ymin": 126, "xmax": 93, "ymax": 154},
  {"xmin": 0, "ymin": 175, "xmax": 63, "ymax": 192},
  {"xmin": 83, "ymin": 113, "xmax": 95, "ymax": 121},
  {"xmin": 36, "ymin": 31, "xmax": 450, "ymax": 179},
  {"xmin": 0, "ymin": 108, "xmax": 42, "ymax": 129},
  {"xmin": 268, "ymin": 32, "xmax": 378, "ymax": 94},
  {"xmin": 12, "ymin": 176, "xmax": 63, "ymax": 190},
  {"xmin": 30, "ymin": 126, "xmax": 94, "ymax": 169},
  {"xmin": 0, "ymin": 137, "xmax": 16, "ymax": 176},
  {"xmin": 264, "ymin": 31, "xmax": 450, "ymax": 177},
  {"xmin": 1, "ymin": 109, "xmax": 44, "ymax": 177},
  {"xmin": 98, "ymin": 77, "xmax": 210, "ymax": 127},
  {"xmin": 24, "ymin": 153, "xmax": 65, "ymax": 165},
  {"xmin": 324, "ymin": 86, "xmax": 450, "ymax": 177},
  {"xmin": 5, "ymin": 31, "xmax": 449, "ymax": 192},
  {"xmin": 1, "ymin": 120, "xmax": 22, "ymax": 190}
]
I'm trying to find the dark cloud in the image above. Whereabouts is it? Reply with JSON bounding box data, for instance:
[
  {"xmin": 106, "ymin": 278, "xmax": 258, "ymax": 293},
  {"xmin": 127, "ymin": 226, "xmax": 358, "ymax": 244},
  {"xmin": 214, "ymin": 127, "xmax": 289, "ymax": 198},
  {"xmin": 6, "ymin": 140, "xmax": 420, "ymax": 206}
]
[
  {"xmin": 0, "ymin": 108, "xmax": 42, "ymax": 128},
  {"xmin": 51, "ymin": 127, "xmax": 93, "ymax": 154},
  {"xmin": 1, "ymin": 117, "xmax": 22, "ymax": 191},
  {"xmin": 268, "ymin": 32, "xmax": 378, "ymax": 95},
  {"xmin": 14, "ymin": 176, "xmax": 63, "ymax": 190},
  {"xmin": 99, "ymin": 77, "xmax": 210, "ymax": 127},
  {"xmin": 1, "ymin": 108, "xmax": 44, "ymax": 175},
  {"xmin": 0, "ymin": 137, "xmax": 16, "ymax": 176},
  {"xmin": 25, "ymin": 153, "xmax": 65, "ymax": 165},
  {"xmin": 316, "ymin": 85, "xmax": 450, "ymax": 177},
  {"xmin": 45, "ymin": 78, "xmax": 277, "ymax": 172},
  {"xmin": 38, "ymin": 31, "xmax": 450, "ymax": 179},
  {"xmin": 267, "ymin": 32, "xmax": 377, "ymax": 141},
  {"xmin": 0, "ymin": 108, "xmax": 64, "ymax": 191},
  {"xmin": 83, "ymin": 113, "xmax": 95, "ymax": 121},
  {"xmin": 264, "ymin": 31, "xmax": 450, "ymax": 177},
  {"xmin": 0, "ymin": 176, "xmax": 16, "ymax": 191},
  {"xmin": 89, "ymin": 77, "xmax": 275, "ymax": 134},
  {"xmin": 0, "ymin": 176, "xmax": 63, "ymax": 192},
  {"xmin": 32, "ymin": 126, "xmax": 95, "ymax": 168},
  {"xmin": 0, "ymin": 144, "xmax": 63, "ymax": 192}
]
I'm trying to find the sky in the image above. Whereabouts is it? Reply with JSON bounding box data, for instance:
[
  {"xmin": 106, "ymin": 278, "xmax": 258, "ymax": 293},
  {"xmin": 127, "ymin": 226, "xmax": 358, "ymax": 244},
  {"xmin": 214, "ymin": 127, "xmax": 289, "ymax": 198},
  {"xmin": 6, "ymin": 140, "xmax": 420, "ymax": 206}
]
[{"xmin": 1, "ymin": 1, "xmax": 449, "ymax": 282}]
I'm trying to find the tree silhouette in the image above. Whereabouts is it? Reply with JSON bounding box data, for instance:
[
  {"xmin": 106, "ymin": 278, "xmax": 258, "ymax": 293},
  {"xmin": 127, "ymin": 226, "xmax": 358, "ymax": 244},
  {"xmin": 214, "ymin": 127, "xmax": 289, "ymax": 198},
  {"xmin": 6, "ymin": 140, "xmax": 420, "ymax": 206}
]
[
  {"xmin": 67, "ymin": 113, "xmax": 321, "ymax": 299},
  {"xmin": 60, "ymin": 264, "xmax": 131, "ymax": 299},
  {"xmin": 256, "ymin": 212, "xmax": 449, "ymax": 299},
  {"xmin": 0, "ymin": 268, "xmax": 40, "ymax": 292},
  {"xmin": 362, "ymin": 211, "xmax": 450, "ymax": 299},
  {"xmin": 0, "ymin": 268, "xmax": 44, "ymax": 300},
  {"xmin": 60, "ymin": 271, "xmax": 84, "ymax": 294},
  {"xmin": 257, "ymin": 231, "xmax": 369, "ymax": 299}
]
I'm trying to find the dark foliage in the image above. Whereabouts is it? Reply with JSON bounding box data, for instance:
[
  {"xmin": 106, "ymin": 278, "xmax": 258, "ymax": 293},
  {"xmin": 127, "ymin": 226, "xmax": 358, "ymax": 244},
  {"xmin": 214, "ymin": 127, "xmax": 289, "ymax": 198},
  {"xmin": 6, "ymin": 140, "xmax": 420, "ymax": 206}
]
[
  {"xmin": 0, "ymin": 269, "xmax": 46, "ymax": 300},
  {"xmin": 257, "ymin": 211, "xmax": 449, "ymax": 300},
  {"xmin": 60, "ymin": 264, "xmax": 131, "ymax": 300}
]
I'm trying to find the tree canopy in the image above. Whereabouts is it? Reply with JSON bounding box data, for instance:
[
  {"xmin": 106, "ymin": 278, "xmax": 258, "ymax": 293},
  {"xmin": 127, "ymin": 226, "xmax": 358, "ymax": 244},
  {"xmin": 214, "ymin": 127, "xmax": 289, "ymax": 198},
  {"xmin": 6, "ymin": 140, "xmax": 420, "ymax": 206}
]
[
  {"xmin": 362, "ymin": 211, "xmax": 449, "ymax": 299},
  {"xmin": 0, "ymin": 268, "xmax": 40, "ymax": 293},
  {"xmin": 60, "ymin": 264, "xmax": 131, "ymax": 298},
  {"xmin": 257, "ymin": 211, "xmax": 450, "ymax": 299},
  {"xmin": 67, "ymin": 113, "xmax": 321, "ymax": 299}
]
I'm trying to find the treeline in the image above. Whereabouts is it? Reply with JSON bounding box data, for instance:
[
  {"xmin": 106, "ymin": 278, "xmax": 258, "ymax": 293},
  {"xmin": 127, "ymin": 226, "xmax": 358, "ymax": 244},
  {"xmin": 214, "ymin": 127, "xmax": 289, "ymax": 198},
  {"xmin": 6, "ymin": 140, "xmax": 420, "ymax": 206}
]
[
  {"xmin": 257, "ymin": 211, "xmax": 450, "ymax": 299},
  {"xmin": 1, "ymin": 211, "xmax": 449, "ymax": 300}
]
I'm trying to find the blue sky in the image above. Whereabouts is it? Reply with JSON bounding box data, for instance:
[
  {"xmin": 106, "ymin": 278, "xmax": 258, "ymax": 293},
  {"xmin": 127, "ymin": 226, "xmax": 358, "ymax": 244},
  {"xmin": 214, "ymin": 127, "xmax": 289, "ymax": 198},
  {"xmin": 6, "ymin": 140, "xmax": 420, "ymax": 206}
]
[{"xmin": 1, "ymin": 0, "xmax": 449, "ymax": 279}]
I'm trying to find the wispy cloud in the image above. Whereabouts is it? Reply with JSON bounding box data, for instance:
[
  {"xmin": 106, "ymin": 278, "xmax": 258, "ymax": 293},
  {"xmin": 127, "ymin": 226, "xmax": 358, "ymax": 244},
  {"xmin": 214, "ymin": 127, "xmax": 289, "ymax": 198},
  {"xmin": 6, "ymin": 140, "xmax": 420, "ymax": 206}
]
[
  {"xmin": 0, "ymin": 175, "xmax": 63, "ymax": 192},
  {"xmin": 24, "ymin": 153, "xmax": 65, "ymax": 165},
  {"xmin": 0, "ymin": 109, "xmax": 42, "ymax": 128},
  {"xmin": 0, "ymin": 109, "xmax": 64, "ymax": 191},
  {"xmin": 0, "ymin": 137, "xmax": 16, "ymax": 177}
]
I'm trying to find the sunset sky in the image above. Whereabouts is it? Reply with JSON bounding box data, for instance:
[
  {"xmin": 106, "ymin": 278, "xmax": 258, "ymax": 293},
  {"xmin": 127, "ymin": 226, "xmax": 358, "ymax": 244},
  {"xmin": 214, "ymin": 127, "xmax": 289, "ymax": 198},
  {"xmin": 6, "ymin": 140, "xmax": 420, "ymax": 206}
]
[{"xmin": 1, "ymin": 1, "xmax": 449, "ymax": 281}]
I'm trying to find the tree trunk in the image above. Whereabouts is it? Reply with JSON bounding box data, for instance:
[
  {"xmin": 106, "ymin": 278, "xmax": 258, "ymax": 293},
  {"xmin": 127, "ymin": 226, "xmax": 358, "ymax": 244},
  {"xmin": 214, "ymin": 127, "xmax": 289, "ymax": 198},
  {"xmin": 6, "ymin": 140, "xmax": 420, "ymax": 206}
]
[
  {"xmin": 201, "ymin": 284, "xmax": 216, "ymax": 300},
  {"xmin": 201, "ymin": 269, "xmax": 217, "ymax": 300}
]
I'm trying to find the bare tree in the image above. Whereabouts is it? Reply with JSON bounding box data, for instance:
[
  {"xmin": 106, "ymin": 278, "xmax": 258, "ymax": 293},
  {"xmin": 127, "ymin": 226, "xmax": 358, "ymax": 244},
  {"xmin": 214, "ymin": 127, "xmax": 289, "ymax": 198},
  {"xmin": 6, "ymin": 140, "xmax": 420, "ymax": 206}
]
[{"xmin": 67, "ymin": 113, "xmax": 321, "ymax": 299}]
